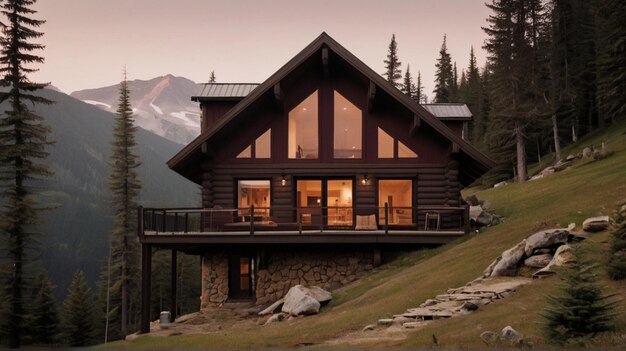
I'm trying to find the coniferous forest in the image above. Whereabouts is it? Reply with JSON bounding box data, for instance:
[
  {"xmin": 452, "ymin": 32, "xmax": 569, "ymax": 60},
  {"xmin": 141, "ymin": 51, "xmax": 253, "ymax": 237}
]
[{"xmin": 0, "ymin": 0, "xmax": 624, "ymax": 348}]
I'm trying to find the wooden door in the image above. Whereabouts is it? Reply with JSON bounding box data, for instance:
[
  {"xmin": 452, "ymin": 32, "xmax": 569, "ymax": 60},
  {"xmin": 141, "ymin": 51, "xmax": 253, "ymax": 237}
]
[{"xmin": 228, "ymin": 255, "xmax": 253, "ymax": 300}]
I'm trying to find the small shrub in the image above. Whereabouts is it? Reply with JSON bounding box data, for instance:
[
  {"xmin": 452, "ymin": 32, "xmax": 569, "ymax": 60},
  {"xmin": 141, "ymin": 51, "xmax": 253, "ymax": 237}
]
[
  {"xmin": 541, "ymin": 256, "xmax": 617, "ymax": 344},
  {"xmin": 608, "ymin": 203, "xmax": 626, "ymax": 280}
]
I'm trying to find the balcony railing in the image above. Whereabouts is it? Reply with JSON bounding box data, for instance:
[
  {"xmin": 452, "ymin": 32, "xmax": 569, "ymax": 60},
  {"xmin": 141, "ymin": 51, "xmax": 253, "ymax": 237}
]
[{"xmin": 139, "ymin": 204, "xmax": 470, "ymax": 236}]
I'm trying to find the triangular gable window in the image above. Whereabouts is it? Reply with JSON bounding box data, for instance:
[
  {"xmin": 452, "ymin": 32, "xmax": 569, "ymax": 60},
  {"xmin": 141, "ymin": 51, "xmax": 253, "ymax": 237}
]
[
  {"xmin": 377, "ymin": 127, "xmax": 418, "ymax": 159},
  {"xmin": 236, "ymin": 129, "xmax": 271, "ymax": 159}
]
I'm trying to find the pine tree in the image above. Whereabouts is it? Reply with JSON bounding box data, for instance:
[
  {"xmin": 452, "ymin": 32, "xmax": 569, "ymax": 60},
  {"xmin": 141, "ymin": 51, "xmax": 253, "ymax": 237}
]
[
  {"xmin": 541, "ymin": 259, "xmax": 617, "ymax": 344},
  {"xmin": 464, "ymin": 47, "xmax": 483, "ymax": 143},
  {"xmin": 30, "ymin": 273, "xmax": 59, "ymax": 344},
  {"xmin": 108, "ymin": 71, "xmax": 142, "ymax": 339},
  {"xmin": 450, "ymin": 61, "xmax": 459, "ymax": 101},
  {"xmin": 415, "ymin": 71, "xmax": 425, "ymax": 103},
  {"xmin": 402, "ymin": 64, "xmax": 414, "ymax": 98},
  {"xmin": 608, "ymin": 203, "xmax": 626, "ymax": 280},
  {"xmin": 208, "ymin": 70, "xmax": 216, "ymax": 83},
  {"xmin": 383, "ymin": 34, "xmax": 402, "ymax": 88},
  {"xmin": 60, "ymin": 271, "xmax": 95, "ymax": 347},
  {"xmin": 0, "ymin": 1, "xmax": 52, "ymax": 348},
  {"xmin": 595, "ymin": 0, "xmax": 625, "ymax": 125},
  {"xmin": 433, "ymin": 34, "xmax": 453, "ymax": 103}
]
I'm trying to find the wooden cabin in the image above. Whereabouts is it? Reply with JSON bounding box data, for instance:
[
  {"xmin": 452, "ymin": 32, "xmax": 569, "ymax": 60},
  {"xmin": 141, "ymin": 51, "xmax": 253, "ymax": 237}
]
[{"xmin": 138, "ymin": 33, "xmax": 493, "ymax": 332}]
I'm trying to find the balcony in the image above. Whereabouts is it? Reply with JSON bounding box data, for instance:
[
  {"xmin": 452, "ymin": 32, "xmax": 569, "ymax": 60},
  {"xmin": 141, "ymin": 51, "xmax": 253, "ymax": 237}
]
[{"xmin": 138, "ymin": 205, "xmax": 470, "ymax": 246}]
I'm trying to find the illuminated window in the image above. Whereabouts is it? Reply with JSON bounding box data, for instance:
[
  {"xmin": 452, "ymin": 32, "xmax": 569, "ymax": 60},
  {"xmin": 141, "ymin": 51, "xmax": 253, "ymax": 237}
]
[
  {"xmin": 296, "ymin": 180, "xmax": 322, "ymax": 225},
  {"xmin": 327, "ymin": 180, "xmax": 353, "ymax": 225},
  {"xmin": 237, "ymin": 145, "xmax": 251, "ymax": 159},
  {"xmin": 398, "ymin": 141, "xmax": 417, "ymax": 158},
  {"xmin": 377, "ymin": 127, "xmax": 418, "ymax": 159},
  {"xmin": 237, "ymin": 180, "xmax": 270, "ymax": 220},
  {"xmin": 255, "ymin": 129, "xmax": 271, "ymax": 158},
  {"xmin": 378, "ymin": 179, "xmax": 413, "ymax": 224},
  {"xmin": 334, "ymin": 91, "xmax": 362, "ymax": 158},
  {"xmin": 377, "ymin": 128, "xmax": 394, "ymax": 158},
  {"xmin": 236, "ymin": 129, "xmax": 271, "ymax": 159},
  {"xmin": 289, "ymin": 91, "xmax": 318, "ymax": 159}
]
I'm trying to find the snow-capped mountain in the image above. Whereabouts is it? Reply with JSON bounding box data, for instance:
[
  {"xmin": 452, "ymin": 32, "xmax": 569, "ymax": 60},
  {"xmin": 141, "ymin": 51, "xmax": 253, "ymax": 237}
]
[{"xmin": 71, "ymin": 74, "xmax": 201, "ymax": 144}]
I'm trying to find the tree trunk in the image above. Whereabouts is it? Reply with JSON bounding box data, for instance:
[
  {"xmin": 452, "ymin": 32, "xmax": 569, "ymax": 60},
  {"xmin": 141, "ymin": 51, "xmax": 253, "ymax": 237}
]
[
  {"xmin": 515, "ymin": 123, "xmax": 527, "ymax": 182},
  {"xmin": 121, "ymin": 247, "xmax": 128, "ymax": 339},
  {"xmin": 552, "ymin": 113, "xmax": 562, "ymax": 162}
]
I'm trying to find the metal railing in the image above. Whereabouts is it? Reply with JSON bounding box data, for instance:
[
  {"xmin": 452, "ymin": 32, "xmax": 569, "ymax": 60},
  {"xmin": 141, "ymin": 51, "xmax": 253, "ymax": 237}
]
[{"xmin": 139, "ymin": 204, "xmax": 470, "ymax": 236}]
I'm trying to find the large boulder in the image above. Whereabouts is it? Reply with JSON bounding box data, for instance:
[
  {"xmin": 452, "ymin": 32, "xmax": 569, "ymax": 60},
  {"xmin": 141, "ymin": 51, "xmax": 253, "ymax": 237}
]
[
  {"xmin": 484, "ymin": 240, "xmax": 526, "ymax": 277},
  {"xmin": 524, "ymin": 254, "xmax": 553, "ymax": 268},
  {"xmin": 524, "ymin": 228, "xmax": 569, "ymax": 256},
  {"xmin": 582, "ymin": 216, "xmax": 611, "ymax": 232},
  {"xmin": 280, "ymin": 285, "xmax": 331, "ymax": 316},
  {"xmin": 532, "ymin": 244, "xmax": 576, "ymax": 278},
  {"xmin": 470, "ymin": 205, "xmax": 496, "ymax": 227}
]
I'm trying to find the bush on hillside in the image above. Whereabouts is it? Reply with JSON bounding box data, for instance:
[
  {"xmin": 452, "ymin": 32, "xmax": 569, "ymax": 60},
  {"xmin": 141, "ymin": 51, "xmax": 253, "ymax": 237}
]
[{"xmin": 541, "ymin": 254, "xmax": 617, "ymax": 344}]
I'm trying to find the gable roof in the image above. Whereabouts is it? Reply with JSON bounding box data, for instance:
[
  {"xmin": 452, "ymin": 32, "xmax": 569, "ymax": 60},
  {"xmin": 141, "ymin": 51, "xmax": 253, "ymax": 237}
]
[{"xmin": 168, "ymin": 32, "xmax": 493, "ymax": 181}]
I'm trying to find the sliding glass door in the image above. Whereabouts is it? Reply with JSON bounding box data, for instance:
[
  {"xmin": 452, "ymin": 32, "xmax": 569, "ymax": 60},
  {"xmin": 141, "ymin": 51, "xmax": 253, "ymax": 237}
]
[{"xmin": 296, "ymin": 179, "xmax": 353, "ymax": 226}]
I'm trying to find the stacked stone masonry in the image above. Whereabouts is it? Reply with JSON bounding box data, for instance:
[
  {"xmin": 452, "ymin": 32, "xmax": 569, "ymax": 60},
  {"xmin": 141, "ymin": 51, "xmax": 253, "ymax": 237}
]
[{"xmin": 200, "ymin": 251, "xmax": 374, "ymax": 307}]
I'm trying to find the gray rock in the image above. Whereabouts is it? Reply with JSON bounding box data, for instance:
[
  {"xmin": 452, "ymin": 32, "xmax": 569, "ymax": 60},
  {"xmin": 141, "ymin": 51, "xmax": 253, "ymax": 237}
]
[
  {"xmin": 566, "ymin": 154, "xmax": 577, "ymax": 161},
  {"xmin": 377, "ymin": 318, "xmax": 393, "ymax": 326},
  {"xmin": 480, "ymin": 331, "xmax": 500, "ymax": 345},
  {"xmin": 403, "ymin": 321, "xmax": 422, "ymax": 329},
  {"xmin": 307, "ymin": 286, "xmax": 332, "ymax": 304},
  {"xmin": 533, "ymin": 244, "xmax": 576, "ymax": 278},
  {"xmin": 582, "ymin": 147, "xmax": 593, "ymax": 158},
  {"xmin": 264, "ymin": 312, "xmax": 286, "ymax": 325},
  {"xmin": 362, "ymin": 324, "xmax": 376, "ymax": 332},
  {"xmin": 465, "ymin": 194, "xmax": 481, "ymax": 206},
  {"xmin": 392, "ymin": 316, "xmax": 415, "ymax": 325},
  {"xmin": 281, "ymin": 285, "xmax": 321, "ymax": 316},
  {"xmin": 258, "ymin": 298, "xmax": 284, "ymax": 316},
  {"xmin": 582, "ymin": 216, "xmax": 611, "ymax": 232},
  {"xmin": 524, "ymin": 228, "xmax": 569, "ymax": 256},
  {"xmin": 501, "ymin": 325, "xmax": 524, "ymax": 345},
  {"xmin": 460, "ymin": 301, "xmax": 479, "ymax": 312},
  {"xmin": 494, "ymin": 181, "xmax": 507, "ymax": 188},
  {"xmin": 470, "ymin": 205, "xmax": 496, "ymax": 226},
  {"xmin": 524, "ymin": 254, "xmax": 553, "ymax": 268},
  {"xmin": 487, "ymin": 240, "xmax": 526, "ymax": 277}
]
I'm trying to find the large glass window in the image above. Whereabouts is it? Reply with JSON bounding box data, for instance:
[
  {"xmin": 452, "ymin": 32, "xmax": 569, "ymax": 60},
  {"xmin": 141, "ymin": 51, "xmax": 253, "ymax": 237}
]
[
  {"xmin": 289, "ymin": 91, "xmax": 318, "ymax": 159},
  {"xmin": 236, "ymin": 129, "xmax": 271, "ymax": 159},
  {"xmin": 378, "ymin": 128, "xmax": 394, "ymax": 158},
  {"xmin": 296, "ymin": 180, "xmax": 322, "ymax": 225},
  {"xmin": 333, "ymin": 91, "xmax": 362, "ymax": 159},
  {"xmin": 237, "ymin": 180, "xmax": 270, "ymax": 220},
  {"xmin": 255, "ymin": 129, "xmax": 271, "ymax": 158},
  {"xmin": 327, "ymin": 180, "xmax": 353, "ymax": 226},
  {"xmin": 377, "ymin": 127, "xmax": 418, "ymax": 159},
  {"xmin": 378, "ymin": 179, "xmax": 413, "ymax": 225}
]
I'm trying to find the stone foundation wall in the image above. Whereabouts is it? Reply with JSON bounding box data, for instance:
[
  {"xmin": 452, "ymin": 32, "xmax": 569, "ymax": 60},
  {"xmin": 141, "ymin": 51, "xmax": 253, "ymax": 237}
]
[
  {"xmin": 200, "ymin": 253, "xmax": 228, "ymax": 308},
  {"xmin": 255, "ymin": 251, "xmax": 374, "ymax": 305}
]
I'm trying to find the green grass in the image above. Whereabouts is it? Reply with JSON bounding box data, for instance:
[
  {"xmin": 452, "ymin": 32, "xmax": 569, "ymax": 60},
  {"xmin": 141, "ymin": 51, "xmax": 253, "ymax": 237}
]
[{"xmin": 104, "ymin": 121, "xmax": 626, "ymax": 349}]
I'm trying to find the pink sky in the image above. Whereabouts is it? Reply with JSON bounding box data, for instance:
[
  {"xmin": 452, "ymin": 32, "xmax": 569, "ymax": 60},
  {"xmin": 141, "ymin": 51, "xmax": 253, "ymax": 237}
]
[{"xmin": 32, "ymin": 0, "xmax": 491, "ymax": 100}]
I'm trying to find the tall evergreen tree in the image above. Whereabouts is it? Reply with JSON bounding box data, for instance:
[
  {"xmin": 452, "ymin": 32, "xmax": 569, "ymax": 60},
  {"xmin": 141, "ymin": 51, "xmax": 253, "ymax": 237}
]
[
  {"xmin": 595, "ymin": 0, "xmax": 625, "ymax": 125},
  {"xmin": 383, "ymin": 34, "xmax": 402, "ymax": 88},
  {"xmin": 401, "ymin": 64, "xmax": 414, "ymax": 98},
  {"xmin": 208, "ymin": 70, "xmax": 216, "ymax": 83},
  {"xmin": 450, "ymin": 61, "xmax": 459, "ymax": 102},
  {"xmin": 30, "ymin": 273, "xmax": 59, "ymax": 345},
  {"xmin": 433, "ymin": 34, "xmax": 453, "ymax": 102},
  {"xmin": 108, "ymin": 71, "xmax": 142, "ymax": 339},
  {"xmin": 60, "ymin": 271, "xmax": 95, "ymax": 347},
  {"xmin": 0, "ymin": 0, "xmax": 52, "ymax": 348},
  {"xmin": 415, "ymin": 71, "xmax": 425, "ymax": 103},
  {"xmin": 463, "ymin": 47, "xmax": 483, "ymax": 144}
]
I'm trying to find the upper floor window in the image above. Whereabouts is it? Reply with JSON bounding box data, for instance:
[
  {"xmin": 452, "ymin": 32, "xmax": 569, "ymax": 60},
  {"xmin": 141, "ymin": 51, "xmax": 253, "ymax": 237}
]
[
  {"xmin": 377, "ymin": 127, "xmax": 418, "ymax": 159},
  {"xmin": 237, "ymin": 128, "xmax": 272, "ymax": 159},
  {"xmin": 333, "ymin": 91, "xmax": 362, "ymax": 159},
  {"xmin": 288, "ymin": 91, "xmax": 318, "ymax": 159}
]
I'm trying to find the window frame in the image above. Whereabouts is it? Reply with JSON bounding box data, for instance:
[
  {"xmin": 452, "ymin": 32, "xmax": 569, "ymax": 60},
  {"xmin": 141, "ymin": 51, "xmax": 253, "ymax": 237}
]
[
  {"xmin": 375, "ymin": 177, "xmax": 417, "ymax": 226},
  {"xmin": 234, "ymin": 178, "xmax": 273, "ymax": 221}
]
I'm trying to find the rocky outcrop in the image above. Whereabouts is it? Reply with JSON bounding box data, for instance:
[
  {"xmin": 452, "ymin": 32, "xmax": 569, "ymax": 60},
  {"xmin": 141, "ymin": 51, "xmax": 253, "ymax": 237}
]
[
  {"xmin": 523, "ymin": 254, "xmax": 553, "ymax": 268},
  {"xmin": 467, "ymin": 195, "xmax": 500, "ymax": 227},
  {"xmin": 483, "ymin": 240, "xmax": 527, "ymax": 277},
  {"xmin": 532, "ymin": 244, "xmax": 577, "ymax": 278},
  {"xmin": 263, "ymin": 285, "xmax": 332, "ymax": 324},
  {"xmin": 582, "ymin": 216, "xmax": 611, "ymax": 232},
  {"xmin": 524, "ymin": 229, "xmax": 569, "ymax": 256}
]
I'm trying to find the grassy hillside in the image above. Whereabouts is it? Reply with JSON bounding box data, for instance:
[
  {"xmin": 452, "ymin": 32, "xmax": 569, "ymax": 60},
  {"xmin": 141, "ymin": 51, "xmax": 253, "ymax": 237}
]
[{"xmin": 108, "ymin": 120, "xmax": 626, "ymax": 349}]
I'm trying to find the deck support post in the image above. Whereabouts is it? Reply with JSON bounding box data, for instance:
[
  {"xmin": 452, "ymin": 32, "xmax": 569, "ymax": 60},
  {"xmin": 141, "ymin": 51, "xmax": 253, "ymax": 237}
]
[
  {"xmin": 463, "ymin": 205, "xmax": 470, "ymax": 234},
  {"xmin": 170, "ymin": 249, "xmax": 177, "ymax": 322},
  {"xmin": 250, "ymin": 205, "xmax": 255, "ymax": 235},
  {"xmin": 140, "ymin": 244, "xmax": 152, "ymax": 334},
  {"xmin": 373, "ymin": 249, "xmax": 382, "ymax": 267},
  {"xmin": 384, "ymin": 203, "xmax": 389, "ymax": 235}
]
